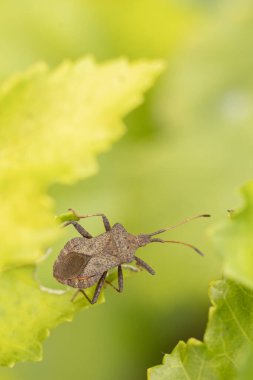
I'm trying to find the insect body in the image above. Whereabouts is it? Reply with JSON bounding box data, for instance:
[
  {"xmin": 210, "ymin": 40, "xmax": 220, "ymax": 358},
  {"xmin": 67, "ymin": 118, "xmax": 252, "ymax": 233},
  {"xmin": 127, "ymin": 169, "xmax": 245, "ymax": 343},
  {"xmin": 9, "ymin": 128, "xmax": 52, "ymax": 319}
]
[{"xmin": 53, "ymin": 210, "xmax": 210, "ymax": 304}]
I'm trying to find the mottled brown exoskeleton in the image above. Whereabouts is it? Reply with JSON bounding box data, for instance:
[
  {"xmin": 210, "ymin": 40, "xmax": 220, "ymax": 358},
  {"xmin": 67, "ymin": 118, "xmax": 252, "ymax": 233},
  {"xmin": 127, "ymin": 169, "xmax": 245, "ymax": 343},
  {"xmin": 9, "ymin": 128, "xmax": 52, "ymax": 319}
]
[{"xmin": 53, "ymin": 209, "xmax": 210, "ymax": 304}]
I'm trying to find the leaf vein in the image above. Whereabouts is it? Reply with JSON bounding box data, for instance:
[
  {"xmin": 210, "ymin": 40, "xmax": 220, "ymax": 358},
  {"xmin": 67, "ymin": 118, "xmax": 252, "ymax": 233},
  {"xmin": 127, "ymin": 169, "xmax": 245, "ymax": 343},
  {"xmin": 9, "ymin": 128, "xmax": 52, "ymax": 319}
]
[{"xmin": 224, "ymin": 297, "xmax": 253, "ymax": 345}]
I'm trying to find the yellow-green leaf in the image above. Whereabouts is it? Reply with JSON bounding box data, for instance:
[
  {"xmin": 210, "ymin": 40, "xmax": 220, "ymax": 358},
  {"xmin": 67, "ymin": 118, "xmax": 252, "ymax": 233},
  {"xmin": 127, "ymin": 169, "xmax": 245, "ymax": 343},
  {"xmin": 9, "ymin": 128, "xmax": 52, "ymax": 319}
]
[
  {"xmin": 0, "ymin": 57, "xmax": 164, "ymax": 366},
  {"xmin": 0, "ymin": 57, "xmax": 164, "ymax": 272},
  {"xmin": 148, "ymin": 279, "xmax": 253, "ymax": 380},
  {"xmin": 212, "ymin": 181, "xmax": 253, "ymax": 289},
  {"xmin": 0, "ymin": 266, "xmax": 99, "ymax": 367}
]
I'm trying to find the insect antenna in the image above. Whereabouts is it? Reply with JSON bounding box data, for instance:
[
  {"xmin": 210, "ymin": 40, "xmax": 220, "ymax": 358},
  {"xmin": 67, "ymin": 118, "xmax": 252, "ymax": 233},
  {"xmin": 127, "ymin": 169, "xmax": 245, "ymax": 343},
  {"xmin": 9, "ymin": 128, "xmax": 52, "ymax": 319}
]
[
  {"xmin": 150, "ymin": 238, "xmax": 205, "ymax": 256},
  {"xmin": 141, "ymin": 214, "xmax": 211, "ymax": 255},
  {"xmin": 147, "ymin": 214, "xmax": 211, "ymax": 237}
]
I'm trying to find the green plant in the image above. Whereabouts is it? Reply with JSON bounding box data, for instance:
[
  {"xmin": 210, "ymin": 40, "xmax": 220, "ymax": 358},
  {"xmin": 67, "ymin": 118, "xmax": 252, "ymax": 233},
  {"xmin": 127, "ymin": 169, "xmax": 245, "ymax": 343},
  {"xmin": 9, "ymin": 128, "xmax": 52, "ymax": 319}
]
[
  {"xmin": 0, "ymin": 57, "xmax": 163, "ymax": 367},
  {"xmin": 148, "ymin": 181, "xmax": 253, "ymax": 379}
]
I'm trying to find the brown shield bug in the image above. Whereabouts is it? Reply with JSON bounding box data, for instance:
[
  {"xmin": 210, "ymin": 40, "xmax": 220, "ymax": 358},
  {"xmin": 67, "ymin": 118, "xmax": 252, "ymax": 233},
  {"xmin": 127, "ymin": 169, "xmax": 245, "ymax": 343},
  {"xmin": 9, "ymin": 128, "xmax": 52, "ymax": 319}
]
[{"xmin": 53, "ymin": 209, "xmax": 210, "ymax": 304}]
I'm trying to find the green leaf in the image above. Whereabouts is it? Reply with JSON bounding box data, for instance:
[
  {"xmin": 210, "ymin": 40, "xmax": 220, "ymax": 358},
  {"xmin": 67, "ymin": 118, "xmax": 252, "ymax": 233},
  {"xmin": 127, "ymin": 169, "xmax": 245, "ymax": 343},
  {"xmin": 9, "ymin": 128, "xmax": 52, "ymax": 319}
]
[
  {"xmin": 0, "ymin": 266, "xmax": 100, "ymax": 367},
  {"xmin": 212, "ymin": 181, "xmax": 253, "ymax": 290},
  {"xmin": 148, "ymin": 278, "xmax": 253, "ymax": 380},
  {"xmin": 0, "ymin": 57, "xmax": 164, "ymax": 272},
  {"xmin": 149, "ymin": 181, "xmax": 253, "ymax": 379},
  {"xmin": 0, "ymin": 57, "xmax": 164, "ymax": 366}
]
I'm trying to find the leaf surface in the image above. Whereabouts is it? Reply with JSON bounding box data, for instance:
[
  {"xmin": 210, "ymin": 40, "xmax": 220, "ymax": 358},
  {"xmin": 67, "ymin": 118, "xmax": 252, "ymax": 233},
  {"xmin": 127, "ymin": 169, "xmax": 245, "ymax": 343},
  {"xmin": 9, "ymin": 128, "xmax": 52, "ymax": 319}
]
[
  {"xmin": 148, "ymin": 279, "xmax": 253, "ymax": 380},
  {"xmin": 149, "ymin": 180, "xmax": 253, "ymax": 379},
  {"xmin": 0, "ymin": 57, "xmax": 164, "ymax": 271},
  {"xmin": 0, "ymin": 57, "xmax": 164, "ymax": 366},
  {"xmin": 0, "ymin": 266, "xmax": 96, "ymax": 367},
  {"xmin": 212, "ymin": 182, "xmax": 253, "ymax": 289}
]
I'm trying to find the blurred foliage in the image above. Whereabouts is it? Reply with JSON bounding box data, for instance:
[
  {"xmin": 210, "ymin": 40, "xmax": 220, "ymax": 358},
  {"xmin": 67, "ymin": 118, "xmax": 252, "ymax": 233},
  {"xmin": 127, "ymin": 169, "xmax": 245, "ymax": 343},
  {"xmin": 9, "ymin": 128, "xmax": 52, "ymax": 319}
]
[
  {"xmin": 213, "ymin": 182, "xmax": 253, "ymax": 290},
  {"xmin": 238, "ymin": 346, "xmax": 253, "ymax": 380},
  {"xmin": 0, "ymin": 56, "xmax": 163, "ymax": 271},
  {"xmin": 0, "ymin": 0, "xmax": 253, "ymax": 380},
  {"xmin": 149, "ymin": 279, "xmax": 253, "ymax": 380},
  {"xmin": 164, "ymin": 0, "xmax": 253, "ymax": 131},
  {"xmin": 149, "ymin": 180, "xmax": 253, "ymax": 379},
  {"xmin": 0, "ymin": 0, "xmax": 199, "ymax": 81},
  {"xmin": 0, "ymin": 267, "xmax": 95, "ymax": 367},
  {"xmin": 0, "ymin": 57, "xmax": 163, "ymax": 366}
]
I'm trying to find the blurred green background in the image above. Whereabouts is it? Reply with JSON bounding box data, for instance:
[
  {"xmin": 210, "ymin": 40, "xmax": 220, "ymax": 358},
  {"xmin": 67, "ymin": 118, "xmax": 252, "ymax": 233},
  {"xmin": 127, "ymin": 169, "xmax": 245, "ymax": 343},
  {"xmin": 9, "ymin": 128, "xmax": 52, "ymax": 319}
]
[{"xmin": 1, "ymin": 0, "xmax": 253, "ymax": 379}]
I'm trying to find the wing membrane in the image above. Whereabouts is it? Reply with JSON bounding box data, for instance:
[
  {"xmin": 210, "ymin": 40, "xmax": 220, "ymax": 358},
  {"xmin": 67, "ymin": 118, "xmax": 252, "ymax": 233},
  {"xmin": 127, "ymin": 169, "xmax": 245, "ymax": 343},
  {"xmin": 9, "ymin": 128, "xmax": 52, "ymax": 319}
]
[{"xmin": 54, "ymin": 253, "xmax": 91, "ymax": 280}]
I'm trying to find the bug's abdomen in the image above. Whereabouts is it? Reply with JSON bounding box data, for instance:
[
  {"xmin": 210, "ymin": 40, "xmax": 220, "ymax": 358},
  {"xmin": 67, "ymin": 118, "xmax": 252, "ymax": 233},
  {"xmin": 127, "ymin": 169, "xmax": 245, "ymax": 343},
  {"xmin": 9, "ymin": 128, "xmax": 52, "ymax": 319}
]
[{"xmin": 66, "ymin": 274, "xmax": 101, "ymax": 289}]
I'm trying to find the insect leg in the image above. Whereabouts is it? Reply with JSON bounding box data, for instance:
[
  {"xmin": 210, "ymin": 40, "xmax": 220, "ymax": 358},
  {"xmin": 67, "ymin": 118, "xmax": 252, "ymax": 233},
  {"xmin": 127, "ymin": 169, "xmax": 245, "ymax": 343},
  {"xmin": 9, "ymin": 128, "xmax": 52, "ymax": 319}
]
[
  {"xmin": 118, "ymin": 265, "xmax": 123, "ymax": 292},
  {"xmin": 91, "ymin": 271, "xmax": 108, "ymax": 304},
  {"xmin": 68, "ymin": 209, "xmax": 111, "ymax": 231},
  {"xmin": 64, "ymin": 221, "xmax": 92, "ymax": 238},
  {"xmin": 71, "ymin": 289, "xmax": 92, "ymax": 304},
  {"xmin": 105, "ymin": 265, "xmax": 124, "ymax": 293},
  {"xmin": 134, "ymin": 256, "xmax": 156, "ymax": 275},
  {"xmin": 71, "ymin": 273, "xmax": 107, "ymax": 304}
]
